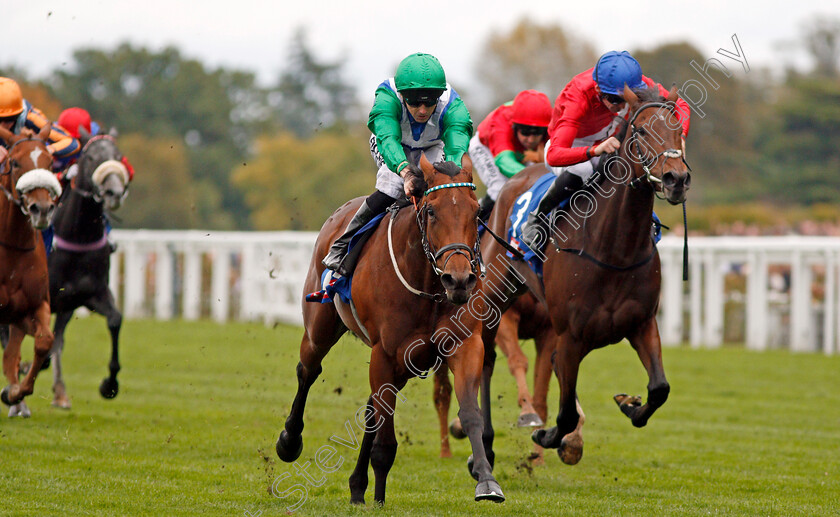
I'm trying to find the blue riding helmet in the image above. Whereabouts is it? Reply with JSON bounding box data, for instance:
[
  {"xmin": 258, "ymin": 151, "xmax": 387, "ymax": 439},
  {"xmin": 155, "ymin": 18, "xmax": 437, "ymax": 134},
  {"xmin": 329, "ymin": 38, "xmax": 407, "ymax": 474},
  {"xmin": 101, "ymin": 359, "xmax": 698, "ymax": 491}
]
[{"xmin": 592, "ymin": 51, "xmax": 646, "ymax": 95}]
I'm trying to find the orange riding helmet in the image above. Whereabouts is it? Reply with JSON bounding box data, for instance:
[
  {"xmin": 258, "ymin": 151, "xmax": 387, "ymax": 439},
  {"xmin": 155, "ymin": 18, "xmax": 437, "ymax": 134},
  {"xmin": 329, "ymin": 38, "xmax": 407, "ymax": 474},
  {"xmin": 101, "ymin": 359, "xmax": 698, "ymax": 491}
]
[{"xmin": 0, "ymin": 77, "xmax": 25, "ymax": 118}]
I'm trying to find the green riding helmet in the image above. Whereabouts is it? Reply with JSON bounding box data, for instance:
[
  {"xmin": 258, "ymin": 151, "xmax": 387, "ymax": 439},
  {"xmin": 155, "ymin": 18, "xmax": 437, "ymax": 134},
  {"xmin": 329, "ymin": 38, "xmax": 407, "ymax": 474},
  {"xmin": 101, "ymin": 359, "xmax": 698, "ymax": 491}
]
[{"xmin": 394, "ymin": 53, "xmax": 447, "ymax": 92}]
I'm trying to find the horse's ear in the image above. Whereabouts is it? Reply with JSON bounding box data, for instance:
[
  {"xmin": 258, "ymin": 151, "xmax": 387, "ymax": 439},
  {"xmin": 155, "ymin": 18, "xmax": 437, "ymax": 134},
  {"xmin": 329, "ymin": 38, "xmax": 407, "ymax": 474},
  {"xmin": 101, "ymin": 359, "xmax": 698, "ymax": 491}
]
[
  {"xmin": 108, "ymin": 127, "xmax": 118, "ymax": 138},
  {"xmin": 666, "ymin": 84, "xmax": 680, "ymax": 103},
  {"xmin": 623, "ymin": 84, "xmax": 640, "ymax": 110},
  {"xmin": 38, "ymin": 122, "xmax": 51, "ymax": 141},
  {"xmin": 79, "ymin": 126, "xmax": 91, "ymax": 144},
  {"xmin": 460, "ymin": 153, "xmax": 473, "ymax": 174},
  {"xmin": 419, "ymin": 153, "xmax": 434, "ymax": 178}
]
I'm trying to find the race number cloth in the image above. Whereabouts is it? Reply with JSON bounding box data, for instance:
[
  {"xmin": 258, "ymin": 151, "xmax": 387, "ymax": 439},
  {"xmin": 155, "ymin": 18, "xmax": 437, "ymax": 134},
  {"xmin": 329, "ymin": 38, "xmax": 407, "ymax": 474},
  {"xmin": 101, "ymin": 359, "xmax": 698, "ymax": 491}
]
[
  {"xmin": 506, "ymin": 172, "xmax": 663, "ymax": 276},
  {"xmin": 305, "ymin": 212, "xmax": 388, "ymax": 304}
]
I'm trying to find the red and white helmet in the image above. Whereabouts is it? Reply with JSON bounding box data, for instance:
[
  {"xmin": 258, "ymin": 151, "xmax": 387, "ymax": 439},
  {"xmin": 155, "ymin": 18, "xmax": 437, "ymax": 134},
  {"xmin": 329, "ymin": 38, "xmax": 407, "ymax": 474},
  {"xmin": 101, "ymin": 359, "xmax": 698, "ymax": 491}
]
[{"xmin": 511, "ymin": 89, "xmax": 551, "ymax": 128}]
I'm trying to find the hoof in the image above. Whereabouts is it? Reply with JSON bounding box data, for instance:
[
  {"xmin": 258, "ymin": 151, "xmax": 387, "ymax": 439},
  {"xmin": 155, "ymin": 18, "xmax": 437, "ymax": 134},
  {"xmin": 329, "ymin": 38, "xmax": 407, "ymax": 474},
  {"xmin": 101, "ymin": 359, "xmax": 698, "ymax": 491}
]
[
  {"xmin": 449, "ymin": 418, "xmax": 467, "ymax": 440},
  {"xmin": 614, "ymin": 393, "xmax": 642, "ymax": 417},
  {"xmin": 0, "ymin": 386, "xmax": 10, "ymax": 406},
  {"xmin": 52, "ymin": 395, "xmax": 72, "ymax": 410},
  {"xmin": 276, "ymin": 430, "xmax": 303, "ymax": 463},
  {"xmin": 475, "ymin": 480, "xmax": 505, "ymax": 502},
  {"xmin": 516, "ymin": 412, "xmax": 544, "ymax": 427},
  {"xmin": 8, "ymin": 402, "xmax": 31, "ymax": 418},
  {"xmin": 100, "ymin": 378, "xmax": 119, "ymax": 399},
  {"xmin": 558, "ymin": 434, "xmax": 583, "ymax": 465}
]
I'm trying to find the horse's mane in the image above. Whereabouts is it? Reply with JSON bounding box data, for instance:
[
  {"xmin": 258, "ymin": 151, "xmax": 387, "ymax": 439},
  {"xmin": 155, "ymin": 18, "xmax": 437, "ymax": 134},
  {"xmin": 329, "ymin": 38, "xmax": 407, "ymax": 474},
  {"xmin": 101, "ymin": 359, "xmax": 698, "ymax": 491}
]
[
  {"xmin": 634, "ymin": 87, "xmax": 666, "ymax": 103},
  {"xmin": 432, "ymin": 161, "xmax": 461, "ymax": 178}
]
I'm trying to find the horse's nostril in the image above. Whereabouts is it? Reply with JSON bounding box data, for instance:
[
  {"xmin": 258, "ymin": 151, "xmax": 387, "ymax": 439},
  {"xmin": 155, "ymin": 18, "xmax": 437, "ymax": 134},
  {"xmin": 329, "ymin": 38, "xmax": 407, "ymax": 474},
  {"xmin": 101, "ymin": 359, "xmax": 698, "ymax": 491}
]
[
  {"xmin": 28, "ymin": 204, "xmax": 40, "ymax": 216},
  {"xmin": 466, "ymin": 273, "xmax": 477, "ymax": 290},
  {"xmin": 662, "ymin": 172, "xmax": 677, "ymax": 189},
  {"xmin": 684, "ymin": 173, "xmax": 691, "ymax": 189},
  {"xmin": 441, "ymin": 273, "xmax": 456, "ymax": 290}
]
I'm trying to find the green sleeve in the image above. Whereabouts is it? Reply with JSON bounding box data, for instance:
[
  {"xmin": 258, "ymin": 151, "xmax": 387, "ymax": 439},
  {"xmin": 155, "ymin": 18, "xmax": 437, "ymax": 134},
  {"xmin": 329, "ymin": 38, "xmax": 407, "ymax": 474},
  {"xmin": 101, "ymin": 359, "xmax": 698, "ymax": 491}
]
[
  {"xmin": 440, "ymin": 96, "xmax": 473, "ymax": 166},
  {"xmin": 495, "ymin": 150, "xmax": 526, "ymax": 178},
  {"xmin": 367, "ymin": 87, "xmax": 408, "ymax": 174}
]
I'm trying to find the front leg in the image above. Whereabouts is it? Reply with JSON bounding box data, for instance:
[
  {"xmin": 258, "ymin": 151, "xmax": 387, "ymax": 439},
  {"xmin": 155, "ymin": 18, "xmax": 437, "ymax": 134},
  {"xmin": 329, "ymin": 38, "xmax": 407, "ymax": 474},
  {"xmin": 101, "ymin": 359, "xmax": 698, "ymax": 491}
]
[
  {"xmin": 449, "ymin": 337, "xmax": 504, "ymax": 502},
  {"xmin": 532, "ymin": 333, "xmax": 582, "ymax": 452},
  {"xmin": 615, "ymin": 317, "xmax": 670, "ymax": 427}
]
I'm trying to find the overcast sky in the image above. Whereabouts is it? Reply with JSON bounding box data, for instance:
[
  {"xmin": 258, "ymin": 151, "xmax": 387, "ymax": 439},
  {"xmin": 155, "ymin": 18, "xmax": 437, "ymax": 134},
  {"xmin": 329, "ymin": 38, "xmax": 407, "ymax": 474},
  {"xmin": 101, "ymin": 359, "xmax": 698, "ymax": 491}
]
[{"xmin": 5, "ymin": 0, "xmax": 838, "ymax": 98}]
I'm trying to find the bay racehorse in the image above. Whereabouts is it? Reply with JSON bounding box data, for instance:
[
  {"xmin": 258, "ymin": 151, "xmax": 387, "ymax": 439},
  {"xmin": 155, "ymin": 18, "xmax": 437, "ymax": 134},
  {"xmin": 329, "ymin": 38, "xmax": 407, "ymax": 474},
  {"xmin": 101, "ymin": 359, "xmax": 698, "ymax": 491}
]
[
  {"xmin": 434, "ymin": 291, "xmax": 569, "ymax": 463},
  {"xmin": 275, "ymin": 155, "xmax": 505, "ymax": 505},
  {"xmin": 478, "ymin": 85, "xmax": 691, "ymax": 465},
  {"xmin": 0, "ymin": 125, "xmax": 61, "ymax": 416},
  {"xmin": 47, "ymin": 128, "xmax": 129, "ymax": 408}
]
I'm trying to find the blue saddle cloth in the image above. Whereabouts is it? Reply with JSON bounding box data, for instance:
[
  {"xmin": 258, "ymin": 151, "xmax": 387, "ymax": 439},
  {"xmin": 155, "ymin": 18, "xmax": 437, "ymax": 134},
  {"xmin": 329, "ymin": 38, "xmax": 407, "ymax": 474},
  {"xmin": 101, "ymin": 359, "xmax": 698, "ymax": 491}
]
[
  {"xmin": 305, "ymin": 212, "xmax": 388, "ymax": 304},
  {"xmin": 505, "ymin": 172, "xmax": 662, "ymax": 276}
]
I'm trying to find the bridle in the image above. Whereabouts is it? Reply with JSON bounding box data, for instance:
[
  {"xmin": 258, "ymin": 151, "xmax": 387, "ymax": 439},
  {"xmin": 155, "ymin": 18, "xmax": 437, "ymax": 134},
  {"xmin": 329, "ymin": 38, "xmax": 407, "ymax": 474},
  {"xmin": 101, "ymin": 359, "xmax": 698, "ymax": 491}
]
[
  {"xmin": 72, "ymin": 134, "xmax": 128, "ymax": 204},
  {"xmin": 0, "ymin": 137, "xmax": 53, "ymax": 214},
  {"xmin": 387, "ymin": 181, "xmax": 481, "ymax": 302},
  {"xmin": 625, "ymin": 101, "xmax": 692, "ymax": 196}
]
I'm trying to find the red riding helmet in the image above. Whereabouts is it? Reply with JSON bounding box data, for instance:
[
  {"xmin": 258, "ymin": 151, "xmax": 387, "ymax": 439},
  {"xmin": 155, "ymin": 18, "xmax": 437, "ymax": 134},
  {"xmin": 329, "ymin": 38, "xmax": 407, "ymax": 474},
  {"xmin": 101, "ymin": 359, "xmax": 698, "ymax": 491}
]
[
  {"xmin": 58, "ymin": 107, "xmax": 92, "ymax": 139},
  {"xmin": 511, "ymin": 89, "xmax": 551, "ymax": 128}
]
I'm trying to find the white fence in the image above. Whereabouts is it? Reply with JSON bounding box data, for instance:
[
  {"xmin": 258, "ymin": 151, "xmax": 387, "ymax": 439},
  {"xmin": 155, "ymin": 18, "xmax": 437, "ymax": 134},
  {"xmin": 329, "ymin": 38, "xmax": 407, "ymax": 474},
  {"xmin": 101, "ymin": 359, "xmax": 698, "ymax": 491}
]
[{"xmin": 109, "ymin": 231, "xmax": 839, "ymax": 355}]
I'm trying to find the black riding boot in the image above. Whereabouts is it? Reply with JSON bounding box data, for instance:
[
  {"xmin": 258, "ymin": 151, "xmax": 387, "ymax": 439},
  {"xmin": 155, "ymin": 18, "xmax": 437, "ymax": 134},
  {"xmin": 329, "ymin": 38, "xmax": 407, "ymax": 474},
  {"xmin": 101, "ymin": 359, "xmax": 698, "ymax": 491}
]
[
  {"xmin": 519, "ymin": 170, "xmax": 583, "ymax": 250},
  {"xmin": 322, "ymin": 190, "xmax": 395, "ymax": 276},
  {"xmin": 477, "ymin": 194, "xmax": 495, "ymax": 222}
]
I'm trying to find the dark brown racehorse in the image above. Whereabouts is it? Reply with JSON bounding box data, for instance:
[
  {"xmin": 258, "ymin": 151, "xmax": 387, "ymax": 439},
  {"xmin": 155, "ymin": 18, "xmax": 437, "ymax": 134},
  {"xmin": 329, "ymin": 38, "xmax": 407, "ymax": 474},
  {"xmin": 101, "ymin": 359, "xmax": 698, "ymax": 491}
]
[
  {"xmin": 275, "ymin": 155, "xmax": 505, "ymax": 505},
  {"xmin": 478, "ymin": 85, "xmax": 691, "ymax": 464},
  {"xmin": 0, "ymin": 125, "xmax": 60, "ymax": 415}
]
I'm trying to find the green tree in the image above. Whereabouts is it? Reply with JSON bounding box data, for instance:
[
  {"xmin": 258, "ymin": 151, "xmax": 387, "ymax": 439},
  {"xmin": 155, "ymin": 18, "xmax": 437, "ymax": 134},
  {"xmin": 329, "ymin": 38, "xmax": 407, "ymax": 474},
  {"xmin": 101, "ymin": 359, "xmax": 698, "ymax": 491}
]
[
  {"xmin": 117, "ymin": 134, "xmax": 200, "ymax": 229},
  {"xmin": 473, "ymin": 18, "xmax": 597, "ymax": 116},
  {"xmin": 271, "ymin": 29, "xmax": 360, "ymax": 138},
  {"xmin": 233, "ymin": 129, "xmax": 372, "ymax": 230},
  {"xmin": 634, "ymin": 42, "xmax": 758, "ymax": 203},
  {"xmin": 49, "ymin": 43, "xmax": 263, "ymax": 228}
]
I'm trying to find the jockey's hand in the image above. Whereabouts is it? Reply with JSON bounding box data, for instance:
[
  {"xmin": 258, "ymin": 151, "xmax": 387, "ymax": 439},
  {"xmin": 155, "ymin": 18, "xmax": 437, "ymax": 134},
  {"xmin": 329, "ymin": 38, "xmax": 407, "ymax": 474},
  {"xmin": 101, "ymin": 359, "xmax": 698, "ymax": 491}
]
[
  {"xmin": 400, "ymin": 165, "xmax": 425, "ymax": 199},
  {"xmin": 522, "ymin": 149, "xmax": 544, "ymax": 164},
  {"xmin": 0, "ymin": 146, "xmax": 7, "ymax": 163},
  {"xmin": 593, "ymin": 136, "xmax": 621, "ymax": 156}
]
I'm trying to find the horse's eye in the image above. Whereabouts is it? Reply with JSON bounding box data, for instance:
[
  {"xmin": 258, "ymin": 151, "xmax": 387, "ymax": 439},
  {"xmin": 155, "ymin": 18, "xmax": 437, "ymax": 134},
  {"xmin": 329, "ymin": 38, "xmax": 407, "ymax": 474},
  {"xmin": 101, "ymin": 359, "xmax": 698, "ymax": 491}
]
[{"xmin": 427, "ymin": 207, "xmax": 436, "ymax": 219}]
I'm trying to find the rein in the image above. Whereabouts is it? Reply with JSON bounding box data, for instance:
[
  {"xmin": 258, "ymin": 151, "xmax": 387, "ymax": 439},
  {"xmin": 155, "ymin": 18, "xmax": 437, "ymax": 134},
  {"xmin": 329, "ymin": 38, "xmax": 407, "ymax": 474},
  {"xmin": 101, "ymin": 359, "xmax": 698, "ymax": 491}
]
[
  {"xmin": 0, "ymin": 137, "xmax": 46, "ymax": 213},
  {"xmin": 387, "ymin": 181, "xmax": 481, "ymax": 302}
]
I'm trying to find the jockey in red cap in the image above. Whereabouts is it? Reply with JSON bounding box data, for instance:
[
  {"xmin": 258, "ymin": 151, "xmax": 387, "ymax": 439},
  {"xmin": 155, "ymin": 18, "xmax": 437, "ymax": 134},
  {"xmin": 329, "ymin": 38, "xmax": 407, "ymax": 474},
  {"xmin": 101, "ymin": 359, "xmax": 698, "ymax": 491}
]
[{"xmin": 468, "ymin": 89, "xmax": 552, "ymax": 220}]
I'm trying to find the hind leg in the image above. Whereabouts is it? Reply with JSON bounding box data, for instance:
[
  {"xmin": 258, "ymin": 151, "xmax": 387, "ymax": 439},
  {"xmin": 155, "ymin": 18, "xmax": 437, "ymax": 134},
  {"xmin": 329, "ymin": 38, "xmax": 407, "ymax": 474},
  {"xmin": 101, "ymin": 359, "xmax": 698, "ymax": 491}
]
[
  {"xmin": 276, "ymin": 303, "xmax": 345, "ymax": 463},
  {"xmin": 87, "ymin": 291, "xmax": 123, "ymax": 399},
  {"xmin": 433, "ymin": 366, "xmax": 453, "ymax": 458},
  {"xmin": 614, "ymin": 317, "xmax": 670, "ymax": 428},
  {"xmin": 496, "ymin": 310, "xmax": 542, "ymax": 427},
  {"xmin": 50, "ymin": 311, "xmax": 74, "ymax": 409},
  {"xmin": 348, "ymin": 397, "xmax": 376, "ymax": 504},
  {"xmin": 368, "ymin": 346, "xmax": 405, "ymax": 505},
  {"xmin": 528, "ymin": 329, "xmax": 553, "ymax": 463}
]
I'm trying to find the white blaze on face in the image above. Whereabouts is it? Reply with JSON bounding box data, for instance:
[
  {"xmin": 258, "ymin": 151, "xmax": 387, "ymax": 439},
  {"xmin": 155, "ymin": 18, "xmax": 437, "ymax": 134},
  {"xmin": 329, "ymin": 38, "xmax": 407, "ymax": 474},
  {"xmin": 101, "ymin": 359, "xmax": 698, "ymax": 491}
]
[{"xmin": 29, "ymin": 146, "xmax": 44, "ymax": 166}]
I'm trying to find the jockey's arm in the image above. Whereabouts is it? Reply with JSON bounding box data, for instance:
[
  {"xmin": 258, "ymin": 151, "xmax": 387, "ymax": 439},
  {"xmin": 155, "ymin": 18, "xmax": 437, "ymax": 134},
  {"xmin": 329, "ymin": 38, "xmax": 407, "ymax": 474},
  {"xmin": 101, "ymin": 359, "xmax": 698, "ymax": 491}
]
[
  {"xmin": 25, "ymin": 107, "xmax": 80, "ymax": 162},
  {"xmin": 368, "ymin": 88, "xmax": 410, "ymax": 175},
  {"xmin": 439, "ymin": 96, "xmax": 473, "ymax": 166},
  {"xmin": 494, "ymin": 150, "xmax": 526, "ymax": 178}
]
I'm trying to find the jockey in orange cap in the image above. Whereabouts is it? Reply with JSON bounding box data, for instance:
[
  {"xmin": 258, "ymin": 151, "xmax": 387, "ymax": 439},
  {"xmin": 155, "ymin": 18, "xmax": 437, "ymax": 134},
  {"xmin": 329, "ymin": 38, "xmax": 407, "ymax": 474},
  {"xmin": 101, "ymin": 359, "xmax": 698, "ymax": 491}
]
[{"xmin": 468, "ymin": 89, "xmax": 552, "ymax": 221}]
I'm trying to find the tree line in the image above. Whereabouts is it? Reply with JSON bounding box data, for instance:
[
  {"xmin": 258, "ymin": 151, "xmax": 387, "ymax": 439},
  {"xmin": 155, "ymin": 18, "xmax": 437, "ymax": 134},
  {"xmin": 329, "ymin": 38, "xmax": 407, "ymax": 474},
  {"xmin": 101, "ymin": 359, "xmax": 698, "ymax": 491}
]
[{"xmin": 2, "ymin": 17, "xmax": 838, "ymax": 232}]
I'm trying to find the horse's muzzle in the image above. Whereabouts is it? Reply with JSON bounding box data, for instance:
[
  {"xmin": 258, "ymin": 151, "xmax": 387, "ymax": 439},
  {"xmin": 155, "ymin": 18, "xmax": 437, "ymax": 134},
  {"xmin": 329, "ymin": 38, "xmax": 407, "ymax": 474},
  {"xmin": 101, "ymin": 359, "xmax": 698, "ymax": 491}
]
[
  {"xmin": 662, "ymin": 171, "xmax": 691, "ymax": 205},
  {"xmin": 441, "ymin": 271, "xmax": 478, "ymax": 305},
  {"xmin": 25, "ymin": 198, "xmax": 56, "ymax": 230}
]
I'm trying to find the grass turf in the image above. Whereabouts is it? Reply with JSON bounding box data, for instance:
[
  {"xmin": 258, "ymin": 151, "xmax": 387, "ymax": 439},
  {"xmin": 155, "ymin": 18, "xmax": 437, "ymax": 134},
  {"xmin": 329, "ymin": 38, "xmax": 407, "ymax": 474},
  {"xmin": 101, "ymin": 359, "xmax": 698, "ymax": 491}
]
[{"xmin": 1, "ymin": 318, "xmax": 838, "ymax": 516}]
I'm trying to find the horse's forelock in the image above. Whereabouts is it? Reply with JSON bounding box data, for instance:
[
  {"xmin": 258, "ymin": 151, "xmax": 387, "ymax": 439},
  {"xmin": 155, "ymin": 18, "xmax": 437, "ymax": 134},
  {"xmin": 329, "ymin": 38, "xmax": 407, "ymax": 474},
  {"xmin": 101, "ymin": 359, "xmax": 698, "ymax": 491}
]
[
  {"xmin": 432, "ymin": 161, "xmax": 461, "ymax": 178},
  {"xmin": 634, "ymin": 87, "xmax": 665, "ymax": 103}
]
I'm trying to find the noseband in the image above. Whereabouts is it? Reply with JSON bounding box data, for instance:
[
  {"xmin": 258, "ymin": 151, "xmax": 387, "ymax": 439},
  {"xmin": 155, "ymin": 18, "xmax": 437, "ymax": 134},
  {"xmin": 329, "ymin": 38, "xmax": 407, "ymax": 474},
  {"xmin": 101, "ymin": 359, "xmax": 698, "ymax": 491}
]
[
  {"xmin": 625, "ymin": 101, "xmax": 692, "ymax": 193},
  {"xmin": 0, "ymin": 137, "xmax": 56, "ymax": 214},
  {"xmin": 73, "ymin": 135, "xmax": 128, "ymax": 204},
  {"xmin": 387, "ymin": 181, "xmax": 481, "ymax": 302},
  {"xmin": 417, "ymin": 182, "xmax": 481, "ymax": 277}
]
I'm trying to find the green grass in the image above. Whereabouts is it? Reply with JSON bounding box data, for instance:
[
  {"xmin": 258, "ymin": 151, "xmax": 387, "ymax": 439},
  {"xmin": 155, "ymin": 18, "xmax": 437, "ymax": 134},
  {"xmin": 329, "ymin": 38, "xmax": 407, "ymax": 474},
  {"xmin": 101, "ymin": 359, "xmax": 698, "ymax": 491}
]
[{"xmin": 1, "ymin": 318, "xmax": 839, "ymax": 516}]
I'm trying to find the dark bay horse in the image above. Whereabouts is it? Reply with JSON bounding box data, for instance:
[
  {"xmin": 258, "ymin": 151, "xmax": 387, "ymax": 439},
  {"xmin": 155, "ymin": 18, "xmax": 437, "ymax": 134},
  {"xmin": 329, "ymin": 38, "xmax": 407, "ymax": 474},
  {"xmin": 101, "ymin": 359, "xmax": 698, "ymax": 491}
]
[
  {"xmin": 48, "ymin": 129, "xmax": 129, "ymax": 408},
  {"xmin": 276, "ymin": 155, "xmax": 505, "ymax": 505},
  {"xmin": 0, "ymin": 125, "xmax": 61, "ymax": 416},
  {"xmin": 478, "ymin": 85, "xmax": 691, "ymax": 465}
]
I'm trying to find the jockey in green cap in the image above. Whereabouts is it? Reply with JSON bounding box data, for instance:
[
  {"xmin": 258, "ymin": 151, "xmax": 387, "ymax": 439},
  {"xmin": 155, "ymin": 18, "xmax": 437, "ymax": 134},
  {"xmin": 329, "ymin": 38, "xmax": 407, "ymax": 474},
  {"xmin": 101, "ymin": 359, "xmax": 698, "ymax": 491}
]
[{"xmin": 322, "ymin": 52, "xmax": 473, "ymax": 277}]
